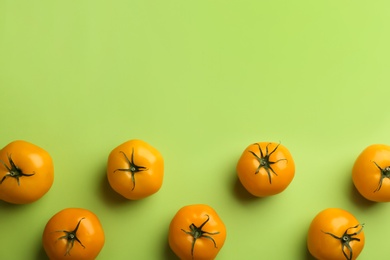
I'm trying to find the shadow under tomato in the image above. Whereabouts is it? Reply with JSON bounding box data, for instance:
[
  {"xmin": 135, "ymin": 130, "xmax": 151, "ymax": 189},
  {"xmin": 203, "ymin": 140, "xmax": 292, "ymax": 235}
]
[
  {"xmin": 349, "ymin": 181, "xmax": 378, "ymax": 209},
  {"xmin": 0, "ymin": 199, "xmax": 18, "ymax": 209},
  {"xmin": 159, "ymin": 226, "xmax": 179, "ymax": 260},
  {"xmin": 303, "ymin": 246, "xmax": 316, "ymax": 260},
  {"xmin": 232, "ymin": 173, "xmax": 266, "ymax": 203},
  {"xmin": 162, "ymin": 241, "xmax": 179, "ymax": 260},
  {"xmin": 298, "ymin": 224, "xmax": 316, "ymax": 260},
  {"xmin": 99, "ymin": 168, "xmax": 134, "ymax": 206},
  {"xmin": 34, "ymin": 245, "xmax": 49, "ymax": 260},
  {"xmin": 0, "ymin": 198, "xmax": 32, "ymax": 209}
]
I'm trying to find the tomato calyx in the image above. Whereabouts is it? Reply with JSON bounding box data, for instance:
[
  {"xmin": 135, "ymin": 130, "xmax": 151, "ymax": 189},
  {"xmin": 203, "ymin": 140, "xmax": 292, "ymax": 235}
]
[
  {"xmin": 372, "ymin": 161, "xmax": 390, "ymax": 192},
  {"xmin": 249, "ymin": 143, "xmax": 287, "ymax": 184},
  {"xmin": 0, "ymin": 154, "xmax": 35, "ymax": 186},
  {"xmin": 322, "ymin": 223, "xmax": 364, "ymax": 260},
  {"xmin": 114, "ymin": 148, "xmax": 148, "ymax": 191},
  {"xmin": 181, "ymin": 214, "xmax": 220, "ymax": 259},
  {"xmin": 55, "ymin": 217, "xmax": 86, "ymax": 256}
]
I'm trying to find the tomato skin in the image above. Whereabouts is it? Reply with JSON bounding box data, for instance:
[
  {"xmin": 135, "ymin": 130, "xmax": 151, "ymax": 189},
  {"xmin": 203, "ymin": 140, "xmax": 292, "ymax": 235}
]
[
  {"xmin": 168, "ymin": 204, "xmax": 227, "ymax": 260},
  {"xmin": 352, "ymin": 144, "xmax": 390, "ymax": 202},
  {"xmin": 42, "ymin": 208, "xmax": 105, "ymax": 260},
  {"xmin": 307, "ymin": 208, "xmax": 365, "ymax": 260},
  {"xmin": 236, "ymin": 142, "xmax": 295, "ymax": 197},
  {"xmin": 0, "ymin": 140, "xmax": 54, "ymax": 204},
  {"xmin": 107, "ymin": 139, "xmax": 164, "ymax": 200}
]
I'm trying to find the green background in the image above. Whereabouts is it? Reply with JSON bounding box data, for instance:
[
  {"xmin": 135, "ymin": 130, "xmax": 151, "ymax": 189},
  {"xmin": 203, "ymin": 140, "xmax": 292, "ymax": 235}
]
[{"xmin": 1, "ymin": 0, "xmax": 390, "ymax": 259}]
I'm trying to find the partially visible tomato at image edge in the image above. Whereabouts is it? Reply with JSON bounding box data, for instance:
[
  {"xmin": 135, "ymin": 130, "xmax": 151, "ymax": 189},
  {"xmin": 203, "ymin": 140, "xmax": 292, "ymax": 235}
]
[
  {"xmin": 352, "ymin": 144, "xmax": 390, "ymax": 202},
  {"xmin": 0, "ymin": 140, "xmax": 54, "ymax": 204},
  {"xmin": 42, "ymin": 208, "xmax": 105, "ymax": 260},
  {"xmin": 307, "ymin": 208, "xmax": 365, "ymax": 260},
  {"xmin": 236, "ymin": 142, "xmax": 295, "ymax": 197},
  {"xmin": 168, "ymin": 204, "xmax": 227, "ymax": 260}
]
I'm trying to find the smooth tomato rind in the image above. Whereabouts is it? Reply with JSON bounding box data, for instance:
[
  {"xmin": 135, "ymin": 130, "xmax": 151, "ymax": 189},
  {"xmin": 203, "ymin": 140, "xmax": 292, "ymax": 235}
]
[
  {"xmin": 107, "ymin": 139, "xmax": 164, "ymax": 200},
  {"xmin": 352, "ymin": 144, "xmax": 390, "ymax": 202},
  {"xmin": 307, "ymin": 208, "xmax": 365, "ymax": 260},
  {"xmin": 42, "ymin": 208, "xmax": 105, "ymax": 260},
  {"xmin": 236, "ymin": 142, "xmax": 295, "ymax": 197},
  {"xmin": 0, "ymin": 140, "xmax": 54, "ymax": 204},
  {"xmin": 168, "ymin": 204, "xmax": 227, "ymax": 260}
]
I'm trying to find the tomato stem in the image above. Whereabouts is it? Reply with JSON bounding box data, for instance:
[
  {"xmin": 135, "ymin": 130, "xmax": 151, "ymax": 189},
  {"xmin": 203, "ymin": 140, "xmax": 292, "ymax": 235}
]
[
  {"xmin": 372, "ymin": 161, "xmax": 390, "ymax": 192},
  {"xmin": 0, "ymin": 154, "xmax": 35, "ymax": 186},
  {"xmin": 181, "ymin": 214, "xmax": 220, "ymax": 260},
  {"xmin": 55, "ymin": 218, "xmax": 86, "ymax": 256},
  {"xmin": 248, "ymin": 143, "xmax": 287, "ymax": 184},
  {"xmin": 322, "ymin": 223, "xmax": 364, "ymax": 260},
  {"xmin": 114, "ymin": 148, "xmax": 148, "ymax": 191}
]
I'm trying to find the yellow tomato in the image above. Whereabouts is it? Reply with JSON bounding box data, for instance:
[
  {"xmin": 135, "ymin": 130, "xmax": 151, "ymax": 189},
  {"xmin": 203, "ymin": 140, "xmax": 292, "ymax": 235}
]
[
  {"xmin": 42, "ymin": 208, "xmax": 105, "ymax": 260},
  {"xmin": 307, "ymin": 208, "xmax": 365, "ymax": 260},
  {"xmin": 236, "ymin": 142, "xmax": 295, "ymax": 197},
  {"xmin": 0, "ymin": 140, "xmax": 54, "ymax": 204},
  {"xmin": 352, "ymin": 144, "xmax": 390, "ymax": 202},
  {"xmin": 169, "ymin": 204, "xmax": 227, "ymax": 260},
  {"xmin": 107, "ymin": 139, "xmax": 164, "ymax": 200}
]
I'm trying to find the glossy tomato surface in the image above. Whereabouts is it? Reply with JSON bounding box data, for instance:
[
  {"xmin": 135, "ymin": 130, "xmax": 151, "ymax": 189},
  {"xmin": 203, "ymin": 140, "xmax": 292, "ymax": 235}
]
[
  {"xmin": 169, "ymin": 204, "xmax": 227, "ymax": 260},
  {"xmin": 0, "ymin": 140, "xmax": 54, "ymax": 204},
  {"xmin": 42, "ymin": 208, "xmax": 105, "ymax": 260},
  {"xmin": 107, "ymin": 139, "xmax": 164, "ymax": 200},
  {"xmin": 307, "ymin": 208, "xmax": 365, "ymax": 260},
  {"xmin": 352, "ymin": 144, "xmax": 390, "ymax": 202},
  {"xmin": 236, "ymin": 142, "xmax": 295, "ymax": 197}
]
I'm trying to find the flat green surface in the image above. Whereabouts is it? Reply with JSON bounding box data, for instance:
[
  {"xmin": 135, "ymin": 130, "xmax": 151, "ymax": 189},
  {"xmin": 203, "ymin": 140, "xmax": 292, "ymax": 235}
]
[{"xmin": 1, "ymin": 1, "xmax": 390, "ymax": 259}]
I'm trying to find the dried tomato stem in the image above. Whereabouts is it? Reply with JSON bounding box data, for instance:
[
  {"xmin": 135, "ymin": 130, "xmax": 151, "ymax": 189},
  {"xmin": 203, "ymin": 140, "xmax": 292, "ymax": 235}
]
[
  {"xmin": 249, "ymin": 143, "xmax": 287, "ymax": 184},
  {"xmin": 114, "ymin": 148, "xmax": 147, "ymax": 190},
  {"xmin": 322, "ymin": 223, "xmax": 364, "ymax": 260},
  {"xmin": 55, "ymin": 218, "xmax": 86, "ymax": 256},
  {"xmin": 0, "ymin": 154, "xmax": 35, "ymax": 186},
  {"xmin": 372, "ymin": 161, "xmax": 390, "ymax": 192},
  {"xmin": 181, "ymin": 214, "xmax": 220, "ymax": 259}
]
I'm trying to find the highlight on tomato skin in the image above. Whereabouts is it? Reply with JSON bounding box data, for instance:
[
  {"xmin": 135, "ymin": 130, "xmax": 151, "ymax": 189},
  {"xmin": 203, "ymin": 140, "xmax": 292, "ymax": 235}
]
[
  {"xmin": 168, "ymin": 204, "xmax": 227, "ymax": 260},
  {"xmin": 42, "ymin": 208, "xmax": 105, "ymax": 260},
  {"xmin": 307, "ymin": 208, "xmax": 365, "ymax": 260},
  {"xmin": 236, "ymin": 141, "xmax": 295, "ymax": 197},
  {"xmin": 352, "ymin": 144, "xmax": 390, "ymax": 202},
  {"xmin": 106, "ymin": 139, "xmax": 164, "ymax": 200},
  {"xmin": 0, "ymin": 140, "xmax": 54, "ymax": 204}
]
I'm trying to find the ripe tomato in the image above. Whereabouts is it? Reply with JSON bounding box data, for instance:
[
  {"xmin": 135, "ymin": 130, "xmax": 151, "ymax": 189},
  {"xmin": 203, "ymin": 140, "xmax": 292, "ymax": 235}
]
[
  {"xmin": 307, "ymin": 208, "xmax": 365, "ymax": 260},
  {"xmin": 352, "ymin": 144, "xmax": 390, "ymax": 202},
  {"xmin": 236, "ymin": 142, "xmax": 295, "ymax": 197},
  {"xmin": 106, "ymin": 139, "xmax": 164, "ymax": 200},
  {"xmin": 168, "ymin": 204, "xmax": 227, "ymax": 260},
  {"xmin": 42, "ymin": 208, "xmax": 105, "ymax": 260},
  {"xmin": 0, "ymin": 140, "xmax": 54, "ymax": 204}
]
